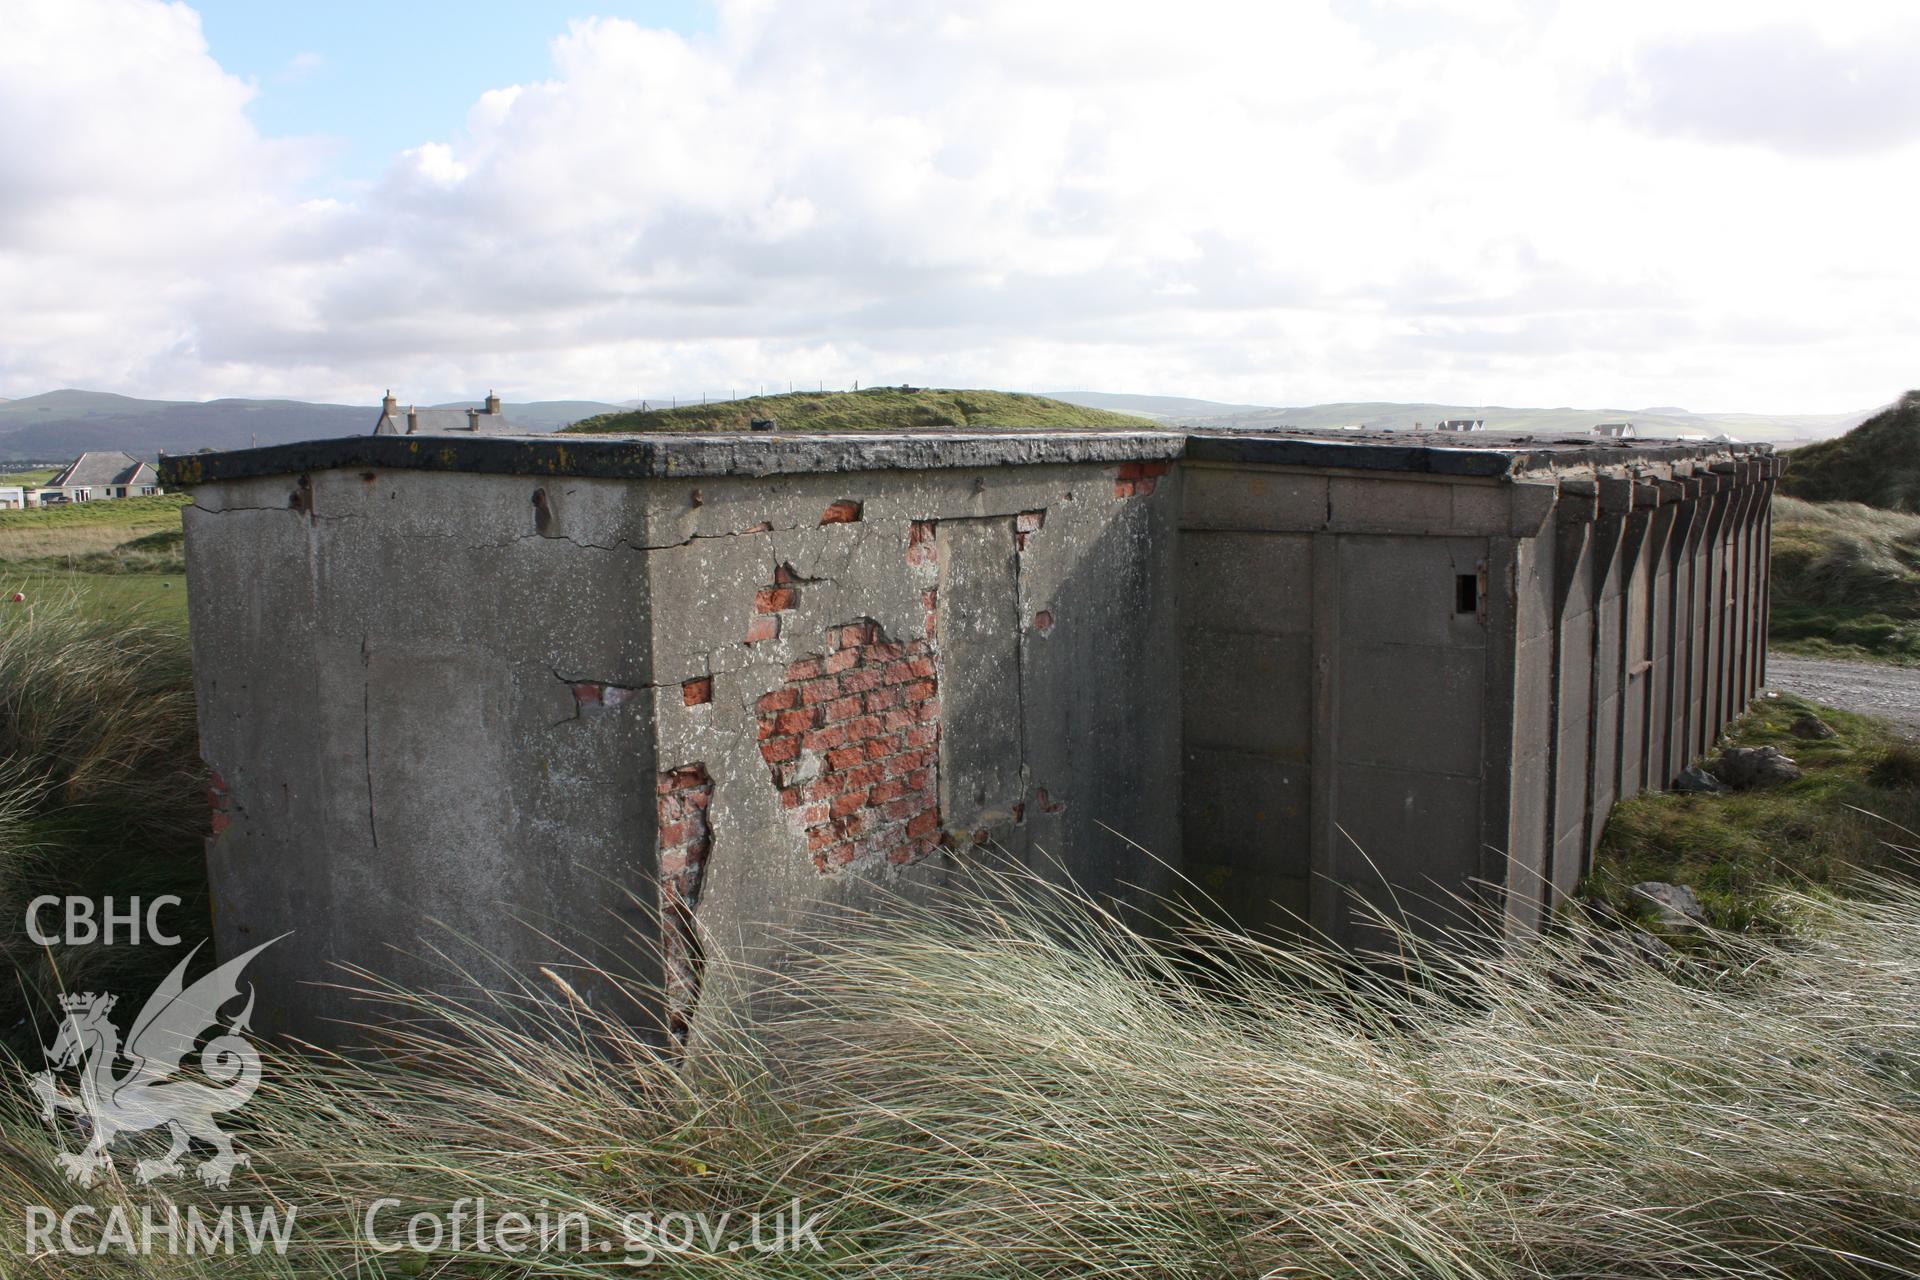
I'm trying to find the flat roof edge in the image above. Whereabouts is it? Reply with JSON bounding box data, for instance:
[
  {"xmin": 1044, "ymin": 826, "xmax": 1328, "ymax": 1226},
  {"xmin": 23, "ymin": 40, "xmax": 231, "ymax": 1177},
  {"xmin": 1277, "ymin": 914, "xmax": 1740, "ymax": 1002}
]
[
  {"xmin": 158, "ymin": 430, "xmax": 1186, "ymax": 486},
  {"xmin": 1181, "ymin": 432, "xmax": 1773, "ymax": 477},
  {"xmin": 157, "ymin": 428, "xmax": 1772, "ymax": 488}
]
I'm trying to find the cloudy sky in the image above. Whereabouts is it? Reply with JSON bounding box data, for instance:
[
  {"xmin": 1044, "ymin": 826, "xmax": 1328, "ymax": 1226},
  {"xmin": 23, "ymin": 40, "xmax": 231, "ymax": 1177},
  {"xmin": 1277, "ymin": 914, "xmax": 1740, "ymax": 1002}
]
[{"xmin": 2, "ymin": 0, "xmax": 1915, "ymax": 411}]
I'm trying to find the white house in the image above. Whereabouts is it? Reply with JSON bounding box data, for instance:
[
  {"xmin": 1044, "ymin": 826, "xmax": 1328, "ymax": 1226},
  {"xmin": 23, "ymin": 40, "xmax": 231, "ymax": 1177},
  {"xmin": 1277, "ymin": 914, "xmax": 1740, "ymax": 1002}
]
[{"xmin": 42, "ymin": 451, "xmax": 163, "ymax": 502}]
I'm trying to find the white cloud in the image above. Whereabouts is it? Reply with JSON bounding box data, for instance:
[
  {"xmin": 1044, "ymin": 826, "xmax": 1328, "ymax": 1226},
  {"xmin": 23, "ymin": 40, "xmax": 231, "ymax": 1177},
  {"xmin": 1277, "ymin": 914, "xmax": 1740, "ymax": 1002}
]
[
  {"xmin": 276, "ymin": 50, "xmax": 325, "ymax": 84},
  {"xmin": 1602, "ymin": 20, "xmax": 1920, "ymax": 156},
  {"xmin": 0, "ymin": 0, "xmax": 1915, "ymax": 410}
]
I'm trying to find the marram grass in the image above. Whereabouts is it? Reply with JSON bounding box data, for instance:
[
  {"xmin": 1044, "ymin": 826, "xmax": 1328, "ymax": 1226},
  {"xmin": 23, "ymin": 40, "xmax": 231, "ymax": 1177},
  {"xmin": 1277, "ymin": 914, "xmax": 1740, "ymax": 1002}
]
[
  {"xmin": 5, "ymin": 868, "xmax": 1919, "ymax": 1279},
  {"xmin": 0, "ymin": 590, "xmax": 207, "ymax": 1061}
]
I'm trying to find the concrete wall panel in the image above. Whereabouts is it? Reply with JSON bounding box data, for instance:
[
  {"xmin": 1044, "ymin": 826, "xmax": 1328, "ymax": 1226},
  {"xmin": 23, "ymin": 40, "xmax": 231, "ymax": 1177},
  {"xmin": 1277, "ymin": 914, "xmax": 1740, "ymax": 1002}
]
[
  {"xmin": 1181, "ymin": 748, "xmax": 1311, "ymax": 923},
  {"xmin": 1182, "ymin": 467, "xmax": 1328, "ymax": 531}
]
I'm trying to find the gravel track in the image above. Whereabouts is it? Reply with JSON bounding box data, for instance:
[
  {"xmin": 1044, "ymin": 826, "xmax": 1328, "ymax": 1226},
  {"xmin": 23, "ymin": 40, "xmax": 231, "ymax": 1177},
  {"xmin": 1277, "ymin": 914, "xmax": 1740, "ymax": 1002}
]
[{"xmin": 1766, "ymin": 654, "xmax": 1920, "ymax": 738}]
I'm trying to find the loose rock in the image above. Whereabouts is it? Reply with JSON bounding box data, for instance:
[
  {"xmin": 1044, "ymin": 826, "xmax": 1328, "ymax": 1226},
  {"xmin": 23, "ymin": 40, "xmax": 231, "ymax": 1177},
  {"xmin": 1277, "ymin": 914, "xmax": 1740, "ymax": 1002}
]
[
  {"xmin": 1712, "ymin": 745, "xmax": 1803, "ymax": 789},
  {"xmin": 1630, "ymin": 881, "xmax": 1707, "ymax": 930},
  {"xmin": 1790, "ymin": 714, "xmax": 1836, "ymax": 740},
  {"xmin": 1675, "ymin": 765, "xmax": 1729, "ymax": 794}
]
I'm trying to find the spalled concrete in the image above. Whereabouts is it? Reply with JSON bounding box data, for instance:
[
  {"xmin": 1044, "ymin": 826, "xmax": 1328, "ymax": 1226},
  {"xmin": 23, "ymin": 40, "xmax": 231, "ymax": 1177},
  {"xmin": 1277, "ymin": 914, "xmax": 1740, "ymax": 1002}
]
[{"xmin": 164, "ymin": 426, "xmax": 1774, "ymax": 1042}]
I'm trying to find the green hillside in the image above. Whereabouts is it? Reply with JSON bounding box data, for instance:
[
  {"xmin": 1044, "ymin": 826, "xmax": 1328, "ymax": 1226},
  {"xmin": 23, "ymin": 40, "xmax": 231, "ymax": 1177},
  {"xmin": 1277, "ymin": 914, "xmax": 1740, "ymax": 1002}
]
[
  {"xmin": 1769, "ymin": 496, "xmax": 1920, "ymax": 664},
  {"xmin": 1780, "ymin": 391, "xmax": 1920, "ymax": 511},
  {"xmin": 564, "ymin": 387, "xmax": 1159, "ymax": 434}
]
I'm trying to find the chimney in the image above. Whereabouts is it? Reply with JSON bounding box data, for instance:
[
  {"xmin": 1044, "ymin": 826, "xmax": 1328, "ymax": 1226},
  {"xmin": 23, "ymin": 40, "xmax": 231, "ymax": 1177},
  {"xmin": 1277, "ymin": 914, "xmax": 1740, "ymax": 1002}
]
[
  {"xmin": 484, "ymin": 389, "xmax": 501, "ymax": 416},
  {"xmin": 467, "ymin": 408, "xmax": 480, "ymax": 431},
  {"xmin": 382, "ymin": 388, "xmax": 398, "ymax": 415},
  {"xmin": 406, "ymin": 406, "xmax": 418, "ymax": 434}
]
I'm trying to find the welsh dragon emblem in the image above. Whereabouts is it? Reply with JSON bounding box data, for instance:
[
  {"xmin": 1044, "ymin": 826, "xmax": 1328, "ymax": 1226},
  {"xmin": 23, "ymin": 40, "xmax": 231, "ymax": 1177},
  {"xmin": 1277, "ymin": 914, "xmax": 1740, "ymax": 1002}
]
[{"xmin": 29, "ymin": 939, "xmax": 278, "ymax": 1189}]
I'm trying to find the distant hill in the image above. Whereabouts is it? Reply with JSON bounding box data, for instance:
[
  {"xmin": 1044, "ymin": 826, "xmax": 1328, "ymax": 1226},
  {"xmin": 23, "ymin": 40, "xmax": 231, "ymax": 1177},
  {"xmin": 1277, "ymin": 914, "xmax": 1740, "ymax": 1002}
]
[
  {"xmin": 0, "ymin": 390, "xmax": 624, "ymax": 459},
  {"xmin": 1045, "ymin": 391, "xmax": 1276, "ymax": 420},
  {"xmin": 1082, "ymin": 397, "xmax": 1873, "ymax": 444},
  {"xmin": 566, "ymin": 388, "xmax": 1159, "ymax": 434},
  {"xmin": 1780, "ymin": 391, "xmax": 1920, "ymax": 513},
  {"xmin": 0, "ymin": 385, "xmax": 1874, "ymax": 457},
  {"xmin": 421, "ymin": 399, "xmax": 624, "ymax": 432}
]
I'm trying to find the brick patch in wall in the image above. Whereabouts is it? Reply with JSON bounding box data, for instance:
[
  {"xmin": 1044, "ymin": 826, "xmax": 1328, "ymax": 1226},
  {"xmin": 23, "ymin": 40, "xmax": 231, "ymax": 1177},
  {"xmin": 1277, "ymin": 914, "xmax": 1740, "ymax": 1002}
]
[
  {"xmin": 1015, "ymin": 509, "xmax": 1045, "ymax": 551},
  {"xmin": 756, "ymin": 607, "xmax": 942, "ymax": 873},
  {"xmin": 656, "ymin": 762, "xmax": 713, "ymax": 1039},
  {"xmin": 820, "ymin": 499, "xmax": 862, "ymax": 525},
  {"xmin": 1114, "ymin": 460, "xmax": 1170, "ymax": 499},
  {"xmin": 207, "ymin": 769, "xmax": 232, "ymax": 836},
  {"xmin": 571, "ymin": 682, "xmax": 640, "ymax": 709},
  {"xmin": 905, "ymin": 520, "xmax": 936, "ymax": 566}
]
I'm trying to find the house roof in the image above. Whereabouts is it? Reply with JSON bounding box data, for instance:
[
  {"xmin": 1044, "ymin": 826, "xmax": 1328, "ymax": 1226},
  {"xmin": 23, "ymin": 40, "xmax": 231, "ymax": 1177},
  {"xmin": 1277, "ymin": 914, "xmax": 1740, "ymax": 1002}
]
[
  {"xmin": 373, "ymin": 407, "xmax": 519, "ymax": 436},
  {"xmin": 47, "ymin": 451, "xmax": 157, "ymax": 489}
]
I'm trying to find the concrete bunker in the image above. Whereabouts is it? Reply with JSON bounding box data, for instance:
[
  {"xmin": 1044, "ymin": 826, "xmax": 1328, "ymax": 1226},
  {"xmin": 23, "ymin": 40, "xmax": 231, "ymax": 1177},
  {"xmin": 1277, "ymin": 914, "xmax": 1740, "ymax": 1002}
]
[{"xmin": 161, "ymin": 427, "xmax": 1775, "ymax": 1043}]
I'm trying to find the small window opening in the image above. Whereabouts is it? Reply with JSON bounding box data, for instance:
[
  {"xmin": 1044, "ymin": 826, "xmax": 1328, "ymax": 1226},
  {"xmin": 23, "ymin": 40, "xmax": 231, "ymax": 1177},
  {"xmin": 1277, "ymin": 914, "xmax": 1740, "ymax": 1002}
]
[{"xmin": 1455, "ymin": 573, "xmax": 1479, "ymax": 615}]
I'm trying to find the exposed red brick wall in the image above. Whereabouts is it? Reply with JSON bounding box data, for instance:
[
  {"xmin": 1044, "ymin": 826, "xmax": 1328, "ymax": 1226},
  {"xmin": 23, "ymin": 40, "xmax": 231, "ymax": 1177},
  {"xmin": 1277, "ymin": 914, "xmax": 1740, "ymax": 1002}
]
[
  {"xmin": 1114, "ymin": 460, "xmax": 1170, "ymax": 499},
  {"xmin": 656, "ymin": 762, "xmax": 713, "ymax": 1038},
  {"xmin": 756, "ymin": 609, "xmax": 942, "ymax": 873},
  {"xmin": 820, "ymin": 499, "xmax": 862, "ymax": 525}
]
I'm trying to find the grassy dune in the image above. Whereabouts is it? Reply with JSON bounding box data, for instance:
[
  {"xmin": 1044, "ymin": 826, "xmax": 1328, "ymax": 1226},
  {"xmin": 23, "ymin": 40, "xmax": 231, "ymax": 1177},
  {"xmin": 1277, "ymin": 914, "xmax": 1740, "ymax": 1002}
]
[
  {"xmin": 566, "ymin": 387, "xmax": 1159, "ymax": 434},
  {"xmin": 1781, "ymin": 390, "xmax": 1920, "ymax": 513},
  {"xmin": 1770, "ymin": 496, "xmax": 1920, "ymax": 664}
]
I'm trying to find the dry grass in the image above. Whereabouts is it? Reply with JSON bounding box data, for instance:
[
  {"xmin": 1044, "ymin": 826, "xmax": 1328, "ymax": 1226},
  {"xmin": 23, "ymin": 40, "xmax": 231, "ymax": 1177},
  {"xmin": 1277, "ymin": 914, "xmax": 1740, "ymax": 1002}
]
[{"xmin": 4, "ymin": 866, "xmax": 1918, "ymax": 1278}]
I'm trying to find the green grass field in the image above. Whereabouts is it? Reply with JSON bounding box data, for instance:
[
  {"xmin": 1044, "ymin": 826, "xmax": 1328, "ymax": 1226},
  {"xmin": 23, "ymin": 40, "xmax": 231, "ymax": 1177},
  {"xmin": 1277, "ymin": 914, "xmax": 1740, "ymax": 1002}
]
[{"xmin": 0, "ymin": 493, "xmax": 188, "ymax": 624}]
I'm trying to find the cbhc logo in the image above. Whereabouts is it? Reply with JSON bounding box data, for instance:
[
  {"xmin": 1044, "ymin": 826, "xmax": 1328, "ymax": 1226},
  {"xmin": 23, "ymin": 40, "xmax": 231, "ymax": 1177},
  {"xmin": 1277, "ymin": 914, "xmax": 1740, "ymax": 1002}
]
[{"xmin": 26, "ymin": 896, "xmax": 183, "ymax": 946}]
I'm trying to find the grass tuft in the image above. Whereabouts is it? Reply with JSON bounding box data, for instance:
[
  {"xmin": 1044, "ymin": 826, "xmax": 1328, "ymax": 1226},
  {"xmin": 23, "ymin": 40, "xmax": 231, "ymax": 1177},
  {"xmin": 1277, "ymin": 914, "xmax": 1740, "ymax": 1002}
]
[
  {"xmin": 0, "ymin": 592, "xmax": 208, "ymax": 1061},
  {"xmin": 1869, "ymin": 741, "xmax": 1920, "ymax": 791}
]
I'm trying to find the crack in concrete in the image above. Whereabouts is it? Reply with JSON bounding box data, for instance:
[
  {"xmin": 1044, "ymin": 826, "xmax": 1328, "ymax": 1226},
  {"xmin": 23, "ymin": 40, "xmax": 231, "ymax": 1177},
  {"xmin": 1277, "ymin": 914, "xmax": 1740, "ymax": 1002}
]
[
  {"xmin": 191, "ymin": 500, "xmax": 360, "ymax": 522},
  {"xmin": 361, "ymin": 636, "xmax": 379, "ymax": 852},
  {"xmin": 495, "ymin": 521, "xmax": 803, "ymax": 556}
]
